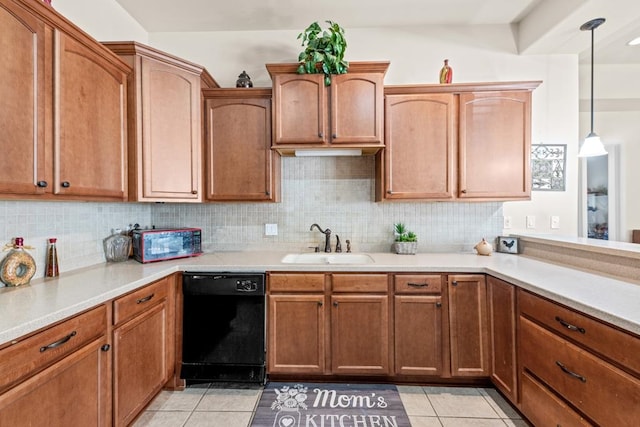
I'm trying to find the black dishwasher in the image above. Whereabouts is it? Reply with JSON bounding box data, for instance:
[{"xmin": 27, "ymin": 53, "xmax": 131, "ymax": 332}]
[{"xmin": 181, "ymin": 272, "xmax": 265, "ymax": 384}]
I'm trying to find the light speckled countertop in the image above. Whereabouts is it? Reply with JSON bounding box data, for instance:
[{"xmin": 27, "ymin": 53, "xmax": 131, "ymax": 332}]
[{"xmin": 1, "ymin": 251, "xmax": 639, "ymax": 345}]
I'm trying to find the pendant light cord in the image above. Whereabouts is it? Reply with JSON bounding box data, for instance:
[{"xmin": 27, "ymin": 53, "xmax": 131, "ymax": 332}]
[{"xmin": 590, "ymin": 26, "xmax": 595, "ymax": 135}]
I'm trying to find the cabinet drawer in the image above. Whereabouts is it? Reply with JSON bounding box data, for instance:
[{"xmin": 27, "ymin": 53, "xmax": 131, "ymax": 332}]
[
  {"xmin": 519, "ymin": 289, "xmax": 640, "ymax": 375},
  {"xmin": 520, "ymin": 371, "xmax": 592, "ymax": 427},
  {"xmin": 0, "ymin": 305, "xmax": 106, "ymax": 392},
  {"xmin": 520, "ymin": 316, "xmax": 640, "ymax": 426},
  {"xmin": 269, "ymin": 273, "xmax": 325, "ymax": 292},
  {"xmin": 114, "ymin": 277, "xmax": 169, "ymax": 326},
  {"xmin": 332, "ymin": 274, "xmax": 388, "ymax": 293},
  {"xmin": 394, "ymin": 274, "xmax": 442, "ymax": 294}
]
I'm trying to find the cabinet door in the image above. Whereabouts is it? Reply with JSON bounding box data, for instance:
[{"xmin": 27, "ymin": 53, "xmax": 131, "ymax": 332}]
[
  {"xmin": 448, "ymin": 274, "xmax": 489, "ymax": 377},
  {"xmin": 272, "ymin": 73, "xmax": 327, "ymax": 144},
  {"xmin": 137, "ymin": 57, "xmax": 201, "ymax": 201},
  {"xmin": 331, "ymin": 295, "xmax": 389, "ymax": 375},
  {"xmin": 382, "ymin": 93, "xmax": 455, "ymax": 199},
  {"xmin": 267, "ymin": 294, "xmax": 326, "ymax": 374},
  {"xmin": 206, "ymin": 94, "xmax": 278, "ymax": 201},
  {"xmin": 330, "ymin": 72, "xmax": 384, "ymax": 144},
  {"xmin": 0, "ymin": 1, "xmax": 48, "ymax": 195},
  {"xmin": 394, "ymin": 295, "xmax": 443, "ymax": 376},
  {"xmin": 0, "ymin": 337, "xmax": 111, "ymax": 427},
  {"xmin": 458, "ymin": 91, "xmax": 531, "ymax": 199},
  {"xmin": 113, "ymin": 301, "xmax": 169, "ymax": 427},
  {"xmin": 55, "ymin": 31, "xmax": 127, "ymax": 200},
  {"xmin": 487, "ymin": 276, "xmax": 517, "ymax": 402}
]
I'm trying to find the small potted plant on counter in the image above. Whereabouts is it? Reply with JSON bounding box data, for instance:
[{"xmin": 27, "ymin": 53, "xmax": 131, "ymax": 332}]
[{"xmin": 393, "ymin": 223, "xmax": 418, "ymax": 255}]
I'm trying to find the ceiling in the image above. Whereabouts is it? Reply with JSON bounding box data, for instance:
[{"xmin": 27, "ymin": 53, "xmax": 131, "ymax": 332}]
[{"xmin": 114, "ymin": 0, "xmax": 640, "ymax": 64}]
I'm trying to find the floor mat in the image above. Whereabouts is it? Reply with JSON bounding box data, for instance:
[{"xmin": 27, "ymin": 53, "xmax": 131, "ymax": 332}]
[{"xmin": 251, "ymin": 382, "xmax": 411, "ymax": 427}]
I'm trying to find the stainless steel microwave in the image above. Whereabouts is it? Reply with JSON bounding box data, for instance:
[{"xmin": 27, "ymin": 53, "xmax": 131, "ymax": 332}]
[{"xmin": 132, "ymin": 228, "xmax": 202, "ymax": 263}]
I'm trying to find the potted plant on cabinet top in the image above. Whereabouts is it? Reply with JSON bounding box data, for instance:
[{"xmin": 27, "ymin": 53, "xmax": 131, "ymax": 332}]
[
  {"xmin": 297, "ymin": 20, "xmax": 348, "ymax": 86},
  {"xmin": 393, "ymin": 223, "xmax": 418, "ymax": 255}
]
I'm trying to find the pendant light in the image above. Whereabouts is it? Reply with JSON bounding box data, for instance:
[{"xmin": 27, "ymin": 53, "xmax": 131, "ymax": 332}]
[{"xmin": 578, "ymin": 18, "xmax": 607, "ymax": 157}]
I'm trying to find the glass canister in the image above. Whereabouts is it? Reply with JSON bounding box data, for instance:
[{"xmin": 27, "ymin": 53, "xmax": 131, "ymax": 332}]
[
  {"xmin": 45, "ymin": 238, "xmax": 59, "ymax": 277},
  {"xmin": 103, "ymin": 229, "xmax": 131, "ymax": 262},
  {"xmin": 0, "ymin": 237, "xmax": 37, "ymax": 287}
]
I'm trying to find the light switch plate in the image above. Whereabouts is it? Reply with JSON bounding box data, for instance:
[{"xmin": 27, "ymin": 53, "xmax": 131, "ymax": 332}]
[
  {"xmin": 503, "ymin": 216, "xmax": 512, "ymax": 229},
  {"xmin": 526, "ymin": 215, "xmax": 536, "ymax": 229},
  {"xmin": 265, "ymin": 223, "xmax": 278, "ymax": 236},
  {"xmin": 550, "ymin": 216, "xmax": 560, "ymax": 229}
]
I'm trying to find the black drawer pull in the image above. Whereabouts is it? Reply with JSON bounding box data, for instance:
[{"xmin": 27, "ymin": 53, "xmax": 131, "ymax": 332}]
[
  {"xmin": 555, "ymin": 316, "xmax": 586, "ymax": 334},
  {"xmin": 40, "ymin": 331, "xmax": 77, "ymax": 353},
  {"xmin": 452, "ymin": 281, "xmax": 458, "ymax": 286},
  {"xmin": 408, "ymin": 282, "xmax": 429, "ymax": 288},
  {"xmin": 333, "ymin": 301, "xmax": 338, "ymax": 307},
  {"xmin": 136, "ymin": 293, "xmax": 155, "ymax": 304},
  {"xmin": 36, "ymin": 180, "xmax": 48, "ymax": 188},
  {"xmin": 317, "ymin": 301, "xmax": 323, "ymax": 307},
  {"xmin": 556, "ymin": 361, "xmax": 587, "ymax": 383},
  {"xmin": 436, "ymin": 302, "xmax": 442, "ymax": 308},
  {"xmin": 61, "ymin": 181, "xmax": 70, "ymax": 188}
]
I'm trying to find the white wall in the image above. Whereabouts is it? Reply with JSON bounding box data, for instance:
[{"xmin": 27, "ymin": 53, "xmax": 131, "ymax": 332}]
[{"xmin": 52, "ymin": 0, "xmax": 148, "ymax": 42}]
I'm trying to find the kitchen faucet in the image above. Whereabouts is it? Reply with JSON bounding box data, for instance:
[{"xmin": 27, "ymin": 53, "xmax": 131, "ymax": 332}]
[{"xmin": 310, "ymin": 224, "xmax": 332, "ymax": 252}]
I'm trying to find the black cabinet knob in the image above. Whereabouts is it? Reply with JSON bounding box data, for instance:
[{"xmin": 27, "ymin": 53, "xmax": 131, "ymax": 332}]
[
  {"xmin": 36, "ymin": 181, "xmax": 48, "ymax": 188},
  {"xmin": 61, "ymin": 181, "xmax": 70, "ymax": 188}
]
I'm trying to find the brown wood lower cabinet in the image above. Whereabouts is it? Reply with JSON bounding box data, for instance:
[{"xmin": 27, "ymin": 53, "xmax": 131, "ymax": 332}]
[
  {"xmin": 0, "ymin": 306, "xmax": 111, "ymax": 426},
  {"xmin": 112, "ymin": 275, "xmax": 176, "ymax": 427},
  {"xmin": 394, "ymin": 274, "xmax": 444, "ymax": 376},
  {"xmin": 0, "ymin": 336, "xmax": 111, "ymax": 426},
  {"xmin": 487, "ymin": 276, "xmax": 517, "ymax": 402},
  {"xmin": 447, "ymin": 274, "xmax": 489, "ymax": 377},
  {"xmin": 518, "ymin": 289, "xmax": 640, "ymax": 426},
  {"xmin": 267, "ymin": 272, "xmax": 390, "ymax": 376},
  {"xmin": 268, "ymin": 294, "xmax": 326, "ymax": 374},
  {"xmin": 331, "ymin": 293, "xmax": 390, "ymax": 375},
  {"xmin": 520, "ymin": 370, "xmax": 592, "ymax": 427}
]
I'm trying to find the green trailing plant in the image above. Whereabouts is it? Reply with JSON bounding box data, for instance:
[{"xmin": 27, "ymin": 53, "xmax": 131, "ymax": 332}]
[
  {"xmin": 394, "ymin": 223, "xmax": 418, "ymax": 242},
  {"xmin": 297, "ymin": 20, "xmax": 349, "ymax": 86}
]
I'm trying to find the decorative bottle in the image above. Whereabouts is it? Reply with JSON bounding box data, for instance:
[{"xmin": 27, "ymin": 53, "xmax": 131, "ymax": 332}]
[
  {"xmin": 45, "ymin": 238, "xmax": 59, "ymax": 277},
  {"xmin": 439, "ymin": 59, "xmax": 453, "ymax": 84},
  {"xmin": 0, "ymin": 237, "xmax": 37, "ymax": 287}
]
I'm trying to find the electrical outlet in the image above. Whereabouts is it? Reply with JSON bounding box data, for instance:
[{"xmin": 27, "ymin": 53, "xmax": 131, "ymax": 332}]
[
  {"xmin": 265, "ymin": 223, "xmax": 278, "ymax": 236},
  {"xmin": 550, "ymin": 216, "xmax": 560, "ymax": 229},
  {"xmin": 526, "ymin": 215, "xmax": 536, "ymax": 229},
  {"xmin": 503, "ymin": 216, "xmax": 512, "ymax": 229}
]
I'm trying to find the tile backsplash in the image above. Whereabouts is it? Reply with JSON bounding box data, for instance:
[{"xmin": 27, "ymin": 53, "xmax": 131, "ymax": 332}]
[
  {"xmin": 154, "ymin": 157, "xmax": 503, "ymax": 253},
  {"xmin": 0, "ymin": 156, "xmax": 502, "ymax": 281}
]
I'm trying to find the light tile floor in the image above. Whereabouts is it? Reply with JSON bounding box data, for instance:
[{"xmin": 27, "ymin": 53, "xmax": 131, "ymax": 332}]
[{"xmin": 134, "ymin": 384, "xmax": 530, "ymax": 427}]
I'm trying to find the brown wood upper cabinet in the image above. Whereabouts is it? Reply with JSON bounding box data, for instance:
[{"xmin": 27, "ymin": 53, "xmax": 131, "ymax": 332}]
[
  {"xmin": 458, "ymin": 90, "xmax": 532, "ymax": 199},
  {"xmin": 266, "ymin": 62, "xmax": 389, "ymax": 155},
  {"xmin": 104, "ymin": 41, "xmax": 218, "ymax": 202},
  {"xmin": 378, "ymin": 81, "xmax": 540, "ymax": 201},
  {"xmin": 379, "ymin": 93, "xmax": 456, "ymax": 200},
  {"xmin": 1, "ymin": 0, "xmax": 129, "ymax": 201},
  {"xmin": 204, "ymin": 88, "xmax": 280, "ymax": 202}
]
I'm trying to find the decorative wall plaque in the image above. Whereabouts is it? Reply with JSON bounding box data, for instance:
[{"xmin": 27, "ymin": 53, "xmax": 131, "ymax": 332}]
[{"xmin": 532, "ymin": 144, "xmax": 566, "ymax": 191}]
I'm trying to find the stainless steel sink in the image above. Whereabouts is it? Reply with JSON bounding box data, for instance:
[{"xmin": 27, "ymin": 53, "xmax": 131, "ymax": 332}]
[{"xmin": 281, "ymin": 253, "xmax": 375, "ymax": 265}]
